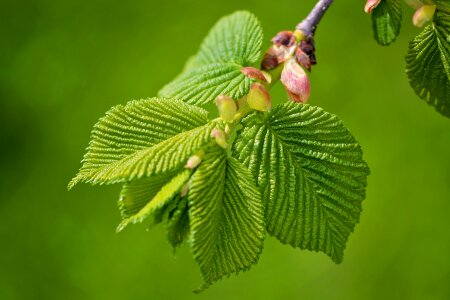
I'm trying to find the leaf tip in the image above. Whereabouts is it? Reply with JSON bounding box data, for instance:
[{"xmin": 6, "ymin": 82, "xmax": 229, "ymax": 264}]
[
  {"xmin": 116, "ymin": 220, "xmax": 129, "ymax": 233},
  {"xmin": 67, "ymin": 175, "xmax": 81, "ymax": 191}
]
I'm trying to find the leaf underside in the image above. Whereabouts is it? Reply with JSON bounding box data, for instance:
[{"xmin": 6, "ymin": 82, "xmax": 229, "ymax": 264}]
[
  {"xmin": 372, "ymin": 0, "xmax": 402, "ymax": 46},
  {"xmin": 117, "ymin": 170, "xmax": 191, "ymax": 232},
  {"xmin": 159, "ymin": 11, "xmax": 263, "ymax": 105},
  {"xmin": 166, "ymin": 196, "xmax": 191, "ymax": 249},
  {"xmin": 232, "ymin": 102, "xmax": 369, "ymax": 263},
  {"xmin": 189, "ymin": 146, "xmax": 265, "ymax": 291},
  {"xmin": 406, "ymin": 12, "xmax": 450, "ymax": 117}
]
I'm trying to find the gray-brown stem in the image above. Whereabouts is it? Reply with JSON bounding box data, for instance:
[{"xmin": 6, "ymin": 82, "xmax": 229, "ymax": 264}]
[{"xmin": 296, "ymin": 0, "xmax": 334, "ymax": 36}]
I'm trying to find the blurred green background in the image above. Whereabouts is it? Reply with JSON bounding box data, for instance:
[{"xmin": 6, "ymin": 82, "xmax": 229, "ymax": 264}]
[{"xmin": 1, "ymin": 0, "xmax": 450, "ymax": 299}]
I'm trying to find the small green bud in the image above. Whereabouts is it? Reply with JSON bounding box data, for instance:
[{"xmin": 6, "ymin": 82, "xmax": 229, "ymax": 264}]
[
  {"xmin": 211, "ymin": 128, "xmax": 228, "ymax": 149},
  {"xmin": 215, "ymin": 95, "xmax": 237, "ymax": 123},
  {"xmin": 185, "ymin": 154, "xmax": 202, "ymax": 169},
  {"xmin": 247, "ymin": 83, "xmax": 271, "ymax": 112},
  {"xmin": 413, "ymin": 5, "xmax": 436, "ymax": 27}
]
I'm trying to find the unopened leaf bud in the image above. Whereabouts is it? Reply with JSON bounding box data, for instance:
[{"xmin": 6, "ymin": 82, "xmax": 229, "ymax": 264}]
[
  {"xmin": 295, "ymin": 48, "xmax": 312, "ymax": 72},
  {"xmin": 413, "ymin": 5, "xmax": 436, "ymax": 27},
  {"xmin": 240, "ymin": 67, "xmax": 271, "ymax": 84},
  {"xmin": 261, "ymin": 43, "xmax": 296, "ymax": 71},
  {"xmin": 185, "ymin": 155, "xmax": 202, "ymax": 169},
  {"xmin": 215, "ymin": 95, "xmax": 237, "ymax": 123},
  {"xmin": 247, "ymin": 83, "xmax": 271, "ymax": 112},
  {"xmin": 211, "ymin": 128, "xmax": 228, "ymax": 149},
  {"xmin": 281, "ymin": 58, "xmax": 311, "ymax": 103},
  {"xmin": 300, "ymin": 39, "xmax": 315, "ymax": 56},
  {"xmin": 272, "ymin": 31, "xmax": 297, "ymax": 47},
  {"xmin": 364, "ymin": 0, "xmax": 381, "ymax": 13}
]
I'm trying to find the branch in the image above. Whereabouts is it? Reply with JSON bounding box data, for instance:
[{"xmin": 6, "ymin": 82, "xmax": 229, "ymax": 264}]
[{"xmin": 296, "ymin": 0, "xmax": 334, "ymax": 36}]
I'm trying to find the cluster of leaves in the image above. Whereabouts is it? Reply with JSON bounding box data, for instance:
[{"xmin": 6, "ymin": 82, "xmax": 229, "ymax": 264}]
[
  {"xmin": 370, "ymin": 0, "xmax": 450, "ymax": 117},
  {"xmin": 70, "ymin": 11, "xmax": 370, "ymax": 291}
]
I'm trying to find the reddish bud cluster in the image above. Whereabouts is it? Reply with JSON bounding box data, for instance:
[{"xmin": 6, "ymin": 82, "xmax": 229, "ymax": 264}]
[
  {"xmin": 296, "ymin": 37, "xmax": 316, "ymax": 72},
  {"xmin": 271, "ymin": 31, "xmax": 297, "ymax": 47}
]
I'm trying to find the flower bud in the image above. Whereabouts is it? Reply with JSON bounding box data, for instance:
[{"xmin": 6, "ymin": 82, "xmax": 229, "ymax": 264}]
[
  {"xmin": 215, "ymin": 95, "xmax": 237, "ymax": 123},
  {"xmin": 413, "ymin": 5, "xmax": 436, "ymax": 27},
  {"xmin": 211, "ymin": 128, "xmax": 228, "ymax": 149},
  {"xmin": 240, "ymin": 67, "xmax": 271, "ymax": 84},
  {"xmin": 281, "ymin": 58, "xmax": 311, "ymax": 103},
  {"xmin": 185, "ymin": 155, "xmax": 202, "ymax": 169},
  {"xmin": 364, "ymin": 0, "xmax": 381, "ymax": 13},
  {"xmin": 247, "ymin": 83, "xmax": 271, "ymax": 112}
]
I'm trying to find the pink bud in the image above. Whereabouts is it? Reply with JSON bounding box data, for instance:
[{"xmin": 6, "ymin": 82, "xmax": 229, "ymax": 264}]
[
  {"xmin": 247, "ymin": 83, "xmax": 271, "ymax": 112},
  {"xmin": 240, "ymin": 67, "xmax": 271, "ymax": 84},
  {"xmin": 413, "ymin": 5, "xmax": 436, "ymax": 27},
  {"xmin": 211, "ymin": 128, "xmax": 228, "ymax": 149},
  {"xmin": 281, "ymin": 58, "xmax": 311, "ymax": 103},
  {"xmin": 364, "ymin": 0, "xmax": 381, "ymax": 13},
  {"xmin": 215, "ymin": 95, "xmax": 237, "ymax": 123}
]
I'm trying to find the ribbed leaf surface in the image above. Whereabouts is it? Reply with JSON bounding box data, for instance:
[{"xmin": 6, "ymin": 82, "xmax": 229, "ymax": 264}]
[
  {"xmin": 189, "ymin": 146, "xmax": 265, "ymax": 291},
  {"xmin": 159, "ymin": 63, "xmax": 252, "ymax": 106},
  {"xmin": 372, "ymin": 0, "xmax": 402, "ymax": 45},
  {"xmin": 233, "ymin": 103, "xmax": 369, "ymax": 263},
  {"xmin": 76, "ymin": 121, "xmax": 218, "ymax": 185},
  {"xmin": 192, "ymin": 11, "xmax": 263, "ymax": 67},
  {"xmin": 118, "ymin": 172, "xmax": 175, "ymax": 218},
  {"xmin": 117, "ymin": 170, "xmax": 191, "ymax": 232},
  {"xmin": 406, "ymin": 12, "xmax": 450, "ymax": 117},
  {"xmin": 69, "ymin": 98, "xmax": 216, "ymax": 187},
  {"xmin": 159, "ymin": 11, "xmax": 263, "ymax": 105},
  {"xmin": 166, "ymin": 196, "xmax": 190, "ymax": 249}
]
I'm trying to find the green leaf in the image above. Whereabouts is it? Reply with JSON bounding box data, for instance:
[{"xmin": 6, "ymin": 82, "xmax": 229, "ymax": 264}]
[
  {"xmin": 189, "ymin": 146, "xmax": 265, "ymax": 291},
  {"xmin": 118, "ymin": 172, "xmax": 175, "ymax": 219},
  {"xmin": 371, "ymin": 0, "xmax": 402, "ymax": 45},
  {"xmin": 166, "ymin": 196, "xmax": 190, "ymax": 249},
  {"xmin": 69, "ymin": 98, "xmax": 218, "ymax": 187},
  {"xmin": 232, "ymin": 103, "xmax": 370, "ymax": 263},
  {"xmin": 159, "ymin": 11, "xmax": 263, "ymax": 106},
  {"xmin": 190, "ymin": 11, "xmax": 263, "ymax": 67},
  {"xmin": 117, "ymin": 170, "xmax": 191, "ymax": 231},
  {"xmin": 406, "ymin": 12, "xmax": 450, "ymax": 117},
  {"xmin": 159, "ymin": 63, "xmax": 252, "ymax": 106},
  {"xmin": 79, "ymin": 121, "xmax": 219, "ymax": 185}
]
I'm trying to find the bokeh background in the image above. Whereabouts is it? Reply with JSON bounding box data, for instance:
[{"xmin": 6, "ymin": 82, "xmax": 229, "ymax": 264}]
[{"xmin": 2, "ymin": 0, "xmax": 450, "ymax": 299}]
